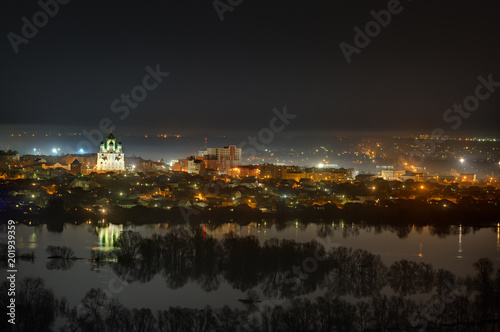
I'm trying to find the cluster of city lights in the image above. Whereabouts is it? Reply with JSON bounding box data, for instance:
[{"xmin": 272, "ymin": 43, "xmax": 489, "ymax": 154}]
[{"xmin": 31, "ymin": 147, "xmax": 85, "ymax": 155}]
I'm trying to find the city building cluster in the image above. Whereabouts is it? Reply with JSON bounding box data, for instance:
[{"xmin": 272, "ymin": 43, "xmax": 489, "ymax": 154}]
[{"xmin": 1, "ymin": 133, "xmax": 500, "ymax": 228}]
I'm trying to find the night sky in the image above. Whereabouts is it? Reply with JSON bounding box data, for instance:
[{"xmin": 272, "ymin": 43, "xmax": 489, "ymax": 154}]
[{"xmin": 2, "ymin": 0, "xmax": 500, "ymax": 136}]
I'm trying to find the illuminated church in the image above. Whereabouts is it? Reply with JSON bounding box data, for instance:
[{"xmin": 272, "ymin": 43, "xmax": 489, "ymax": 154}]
[{"xmin": 96, "ymin": 133, "xmax": 125, "ymax": 172}]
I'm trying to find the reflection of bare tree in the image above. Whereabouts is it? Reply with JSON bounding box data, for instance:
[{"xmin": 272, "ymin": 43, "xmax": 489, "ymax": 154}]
[
  {"xmin": 46, "ymin": 258, "xmax": 75, "ymax": 270},
  {"xmin": 387, "ymin": 259, "xmax": 434, "ymax": 296},
  {"xmin": 350, "ymin": 249, "xmax": 387, "ymax": 296},
  {"xmin": 192, "ymin": 236, "xmax": 223, "ymax": 292},
  {"xmin": 83, "ymin": 226, "xmax": 497, "ymax": 320},
  {"xmin": 323, "ymin": 247, "xmax": 386, "ymax": 298},
  {"xmin": 473, "ymin": 258, "xmax": 495, "ymax": 323},
  {"xmin": 47, "ymin": 245, "xmax": 75, "ymax": 258},
  {"xmin": 316, "ymin": 222, "xmax": 334, "ymax": 238},
  {"xmin": 77, "ymin": 288, "xmax": 109, "ymax": 331},
  {"xmin": 392, "ymin": 225, "xmax": 413, "ymax": 239},
  {"xmin": 46, "ymin": 245, "xmax": 77, "ymax": 270},
  {"xmin": 104, "ymin": 298, "xmax": 134, "ymax": 332},
  {"xmin": 111, "ymin": 231, "xmax": 143, "ymax": 262},
  {"xmin": 110, "ymin": 258, "xmax": 161, "ymax": 284},
  {"xmin": 0, "ymin": 277, "xmax": 58, "ymax": 332},
  {"xmin": 261, "ymin": 270, "xmax": 292, "ymax": 299},
  {"xmin": 9, "ymin": 254, "xmax": 500, "ymax": 331},
  {"xmin": 429, "ymin": 225, "xmax": 452, "ymax": 238},
  {"xmin": 435, "ymin": 268, "xmax": 456, "ymax": 297},
  {"xmin": 259, "ymin": 238, "xmax": 304, "ymax": 298},
  {"xmin": 160, "ymin": 227, "xmax": 195, "ymax": 289},
  {"xmin": 238, "ymin": 290, "xmax": 261, "ymax": 312},
  {"xmin": 222, "ymin": 235, "xmax": 260, "ymax": 291}
]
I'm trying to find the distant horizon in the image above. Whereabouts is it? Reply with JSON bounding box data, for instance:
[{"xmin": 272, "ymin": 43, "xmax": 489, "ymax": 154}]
[{"xmin": 1, "ymin": 123, "xmax": 499, "ymax": 140}]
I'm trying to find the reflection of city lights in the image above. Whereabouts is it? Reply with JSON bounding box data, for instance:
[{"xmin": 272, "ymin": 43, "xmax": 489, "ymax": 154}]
[
  {"xmin": 98, "ymin": 224, "xmax": 123, "ymax": 249},
  {"xmin": 457, "ymin": 225, "xmax": 463, "ymax": 259},
  {"xmin": 497, "ymin": 223, "xmax": 500, "ymax": 250}
]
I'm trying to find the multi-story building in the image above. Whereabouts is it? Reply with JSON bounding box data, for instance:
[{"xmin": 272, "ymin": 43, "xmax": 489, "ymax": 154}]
[
  {"xmin": 202, "ymin": 145, "xmax": 241, "ymax": 170},
  {"xmin": 172, "ymin": 156, "xmax": 206, "ymax": 174},
  {"xmin": 401, "ymin": 171, "xmax": 426, "ymax": 182},
  {"xmin": 258, "ymin": 163, "xmax": 301, "ymax": 179},
  {"xmin": 282, "ymin": 168, "xmax": 350, "ymax": 183}
]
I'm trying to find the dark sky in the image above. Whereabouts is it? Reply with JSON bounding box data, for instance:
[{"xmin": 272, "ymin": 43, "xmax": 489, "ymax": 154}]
[{"xmin": 2, "ymin": 0, "xmax": 500, "ymax": 136}]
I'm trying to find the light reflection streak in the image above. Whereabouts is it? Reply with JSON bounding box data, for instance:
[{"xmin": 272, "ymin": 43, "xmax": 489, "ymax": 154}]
[
  {"xmin": 457, "ymin": 225, "xmax": 463, "ymax": 259},
  {"xmin": 98, "ymin": 224, "xmax": 123, "ymax": 250},
  {"xmin": 28, "ymin": 231, "xmax": 37, "ymax": 249},
  {"xmin": 497, "ymin": 223, "xmax": 499, "ymax": 251}
]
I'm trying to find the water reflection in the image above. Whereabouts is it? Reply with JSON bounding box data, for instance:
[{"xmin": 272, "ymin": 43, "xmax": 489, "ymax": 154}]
[
  {"xmin": 2, "ymin": 219, "xmax": 500, "ymax": 332},
  {"xmin": 28, "ymin": 231, "xmax": 37, "ymax": 249},
  {"xmin": 69, "ymin": 228, "xmax": 487, "ymax": 302},
  {"xmin": 497, "ymin": 223, "xmax": 500, "ymax": 251},
  {"xmin": 457, "ymin": 224, "xmax": 463, "ymax": 259},
  {"xmin": 98, "ymin": 223, "xmax": 123, "ymax": 250}
]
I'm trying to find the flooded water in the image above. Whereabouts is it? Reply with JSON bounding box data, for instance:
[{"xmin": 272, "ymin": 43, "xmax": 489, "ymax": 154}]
[{"xmin": 3, "ymin": 222, "xmax": 499, "ymax": 312}]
